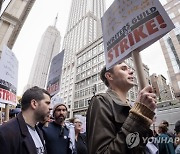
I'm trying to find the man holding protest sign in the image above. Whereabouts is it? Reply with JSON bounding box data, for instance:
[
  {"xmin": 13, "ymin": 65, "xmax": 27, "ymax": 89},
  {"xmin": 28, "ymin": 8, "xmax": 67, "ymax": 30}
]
[
  {"xmin": 87, "ymin": 0, "xmax": 175, "ymax": 153},
  {"xmin": 87, "ymin": 63, "xmax": 157, "ymax": 153}
]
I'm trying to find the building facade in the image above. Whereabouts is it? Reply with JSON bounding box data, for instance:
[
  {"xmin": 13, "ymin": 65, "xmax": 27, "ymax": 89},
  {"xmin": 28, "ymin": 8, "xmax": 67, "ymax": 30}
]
[
  {"xmin": 27, "ymin": 25, "xmax": 61, "ymax": 89},
  {"xmin": 150, "ymin": 73, "xmax": 173, "ymax": 101},
  {"xmin": 60, "ymin": 0, "xmax": 153, "ymax": 117},
  {"xmin": 73, "ymin": 36, "xmax": 141, "ymax": 116},
  {"xmin": 159, "ymin": 0, "xmax": 180, "ymax": 98},
  {"xmin": 155, "ymin": 99, "xmax": 180, "ymax": 130},
  {"xmin": 60, "ymin": 0, "xmax": 105, "ymax": 116},
  {"xmin": 0, "ymin": 0, "xmax": 36, "ymax": 54}
]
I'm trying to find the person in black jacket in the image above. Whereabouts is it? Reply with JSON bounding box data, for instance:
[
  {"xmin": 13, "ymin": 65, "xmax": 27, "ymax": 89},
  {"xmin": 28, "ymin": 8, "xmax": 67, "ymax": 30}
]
[
  {"xmin": 0, "ymin": 86, "xmax": 51, "ymax": 154},
  {"xmin": 69, "ymin": 117, "xmax": 88, "ymax": 154},
  {"xmin": 42, "ymin": 103, "xmax": 76, "ymax": 154}
]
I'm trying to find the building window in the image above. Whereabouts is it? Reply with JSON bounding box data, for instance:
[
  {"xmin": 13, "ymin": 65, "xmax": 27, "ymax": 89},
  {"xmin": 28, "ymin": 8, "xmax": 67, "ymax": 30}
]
[
  {"xmin": 76, "ymin": 74, "xmax": 80, "ymax": 81},
  {"xmin": 166, "ymin": 37, "xmax": 180, "ymax": 72},
  {"xmin": 85, "ymin": 88, "xmax": 88, "ymax": 95},
  {"xmin": 79, "ymin": 100, "xmax": 84, "ymax": 107},
  {"xmin": 77, "ymin": 57, "xmax": 82, "ymax": 65},
  {"xmin": 92, "ymin": 47, "xmax": 97, "ymax": 55},
  {"xmin": 74, "ymin": 101, "xmax": 78, "ymax": 109},
  {"xmin": 82, "ymin": 63, "xmax": 85, "ymax": 71},
  {"xmin": 98, "ymin": 62, "xmax": 104, "ymax": 71},
  {"xmin": 98, "ymin": 83, "xmax": 105, "ymax": 91},
  {"xmin": 86, "ymin": 77, "xmax": 91, "ymax": 85},
  {"xmin": 173, "ymin": 23, "xmax": 180, "ymax": 35},
  {"xmin": 176, "ymin": 34, "xmax": 180, "ymax": 44},
  {"xmin": 168, "ymin": 13, "xmax": 175, "ymax": 19},
  {"xmin": 85, "ymin": 98, "xmax": 89, "ymax": 107},
  {"xmin": 86, "ymin": 60, "xmax": 91, "ymax": 68},
  {"xmin": 98, "ymin": 53, "xmax": 104, "ymax": 61},
  {"xmin": 92, "ymin": 57, "xmax": 97, "ymax": 64},
  {"xmin": 80, "ymin": 80, "xmax": 85, "ymax": 88},
  {"xmin": 92, "ymin": 74, "xmax": 98, "ymax": 83},
  {"xmin": 99, "ymin": 43, "xmax": 103, "ymax": 52},
  {"xmin": 159, "ymin": 0, "xmax": 167, "ymax": 5},
  {"xmin": 82, "ymin": 54, "xmax": 86, "ymax": 62},
  {"xmin": 87, "ymin": 50, "xmax": 92, "ymax": 58},
  {"xmin": 86, "ymin": 69, "xmax": 91, "ymax": 76},
  {"xmin": 87, "ymin": 87, "xmax": 91, "ymax": 95},
  {"xmin": 77, "ymin": 67, "xmax": 81, "ymax": 73},
  {"xmin": 81, "ymin": 71, "xmax": 86, "ymax": 78},
  {"xmin": 92, "ymin": 65, "xmax": 98, "ymax": 73}
]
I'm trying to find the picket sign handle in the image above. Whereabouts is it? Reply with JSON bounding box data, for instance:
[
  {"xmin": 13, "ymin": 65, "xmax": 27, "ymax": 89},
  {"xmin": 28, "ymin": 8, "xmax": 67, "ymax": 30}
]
[
  {"xmin": 132, "ymin": 50, "xmax": 148, "ymax": 90},
  {"xmin": 5, "ymin": 104, "xmax": 9, "ymax": 121}
]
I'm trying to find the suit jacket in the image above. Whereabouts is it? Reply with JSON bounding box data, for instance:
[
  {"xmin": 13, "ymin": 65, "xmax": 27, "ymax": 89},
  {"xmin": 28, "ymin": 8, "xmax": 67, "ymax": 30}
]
[{"xmin": 0, "ymin": 112, "xmax": 46, "ymax": 154}]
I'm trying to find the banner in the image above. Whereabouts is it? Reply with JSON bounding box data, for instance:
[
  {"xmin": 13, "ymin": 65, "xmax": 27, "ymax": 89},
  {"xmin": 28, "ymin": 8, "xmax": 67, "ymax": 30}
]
[
  {"xmin": 46, "ymin": 50, "xmax": 64, "ymax": 96},
  {"xmin": 0, "ymin": 45, "xmax": 18, "ymax": 106},
  {"xmin": 101, "ymin": 0, "xmax": 175, "ymax": 70}
]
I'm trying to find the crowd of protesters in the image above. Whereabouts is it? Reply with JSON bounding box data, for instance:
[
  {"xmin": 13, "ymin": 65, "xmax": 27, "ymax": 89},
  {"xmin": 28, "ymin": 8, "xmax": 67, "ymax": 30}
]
[{"xmin": 0, "ymin": 63, "xmax": 179, "ymax": 154}]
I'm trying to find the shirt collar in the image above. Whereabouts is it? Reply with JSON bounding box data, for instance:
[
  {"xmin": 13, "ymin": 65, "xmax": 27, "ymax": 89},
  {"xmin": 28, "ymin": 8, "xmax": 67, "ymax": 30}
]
[{"xmin": 106, "ymin": 88, "xmax": 130, "ymax": 107}]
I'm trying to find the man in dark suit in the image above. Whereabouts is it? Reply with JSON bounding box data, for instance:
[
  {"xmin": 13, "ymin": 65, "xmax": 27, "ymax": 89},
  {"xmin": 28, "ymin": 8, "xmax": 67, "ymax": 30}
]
[{"xmin": 0, "ymin": 86, "xmax": 51, "ymax": 154}]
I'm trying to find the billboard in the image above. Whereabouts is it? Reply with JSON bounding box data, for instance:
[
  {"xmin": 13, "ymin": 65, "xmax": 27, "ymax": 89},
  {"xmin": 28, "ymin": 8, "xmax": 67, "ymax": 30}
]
[
  {"xmin": 0, "ymin": 45, "xmax": 18, "ymax": 106},
  {"xmin": 101, "ymin": 0, "xmax": 175, "ymax": 70},
  {"xmin": 46, "ymin": 50, "xmax": 64, "ymax": 96}
]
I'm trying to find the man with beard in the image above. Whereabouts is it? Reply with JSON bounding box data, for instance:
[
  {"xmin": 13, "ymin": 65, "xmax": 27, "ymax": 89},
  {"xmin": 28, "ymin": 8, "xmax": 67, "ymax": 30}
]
[
  {"xmin": 42, "ymin": 103, "xmax": 76, "ymax": 154},
  {"xmin": 0, "ymin": 86, "xmax": 51, "ymax": 154}
]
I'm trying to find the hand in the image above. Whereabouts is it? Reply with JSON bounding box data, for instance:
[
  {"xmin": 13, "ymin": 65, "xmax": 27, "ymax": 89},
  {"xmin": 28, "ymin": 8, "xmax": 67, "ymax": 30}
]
[{"xmin": 136, "ymin": 86, "xmax": 157, "ymax": 111}]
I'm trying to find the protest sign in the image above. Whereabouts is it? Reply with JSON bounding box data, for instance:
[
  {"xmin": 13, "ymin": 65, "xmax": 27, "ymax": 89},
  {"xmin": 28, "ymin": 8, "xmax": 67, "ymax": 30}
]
[
  {"xmin": 0, "ymin": 45, "xmax": 18, "ymax": 106},
  {"xmin": 102, "ymin": 0, "xmax": 175, "ymax": 70},
  {"xmin": 46, "ymin": 50, "xmax": 64, "ymax": 96}
]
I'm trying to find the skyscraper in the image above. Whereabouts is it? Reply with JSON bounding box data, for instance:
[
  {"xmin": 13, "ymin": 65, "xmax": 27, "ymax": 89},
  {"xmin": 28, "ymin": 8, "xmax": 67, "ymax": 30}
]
[
  {"xmin": 60, "ymin": 0, "xmax": 152, "ymax": 117},
  {"xmin": 27, "ymin": 20, "xmax": 61, "ymax": 89},
  {"xmin": 159, "ymin": 0, "xmax": 180, "ymax": 98},
  {"xmin": 60, "ymin": 0, "xmax": 105, "ymax": 115}
]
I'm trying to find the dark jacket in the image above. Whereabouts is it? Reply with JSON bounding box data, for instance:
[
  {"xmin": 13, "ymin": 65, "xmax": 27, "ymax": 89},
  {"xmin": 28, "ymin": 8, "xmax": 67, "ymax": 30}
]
[
  {"xmin": 158, "ymin": 133, "xmax": 175, "ymax": 154},
  {"xmin": 86, "ymin": 89, "xmax": 155, "ymax": 154},
  {"xmin": 0, "ymin": 112, "xmax": 46, "ymax": 154},
  {"xmin": 76, "ymin": 133, "xmax": 87, "ymax": 154},
  {"xmin": 42, "ymin": 121, "xmax": 73, "ymax": 154}
]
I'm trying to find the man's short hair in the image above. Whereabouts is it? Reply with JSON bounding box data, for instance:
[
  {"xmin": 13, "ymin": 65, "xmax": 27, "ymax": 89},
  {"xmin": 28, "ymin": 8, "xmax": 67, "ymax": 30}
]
[
  {"xmin": 21, "ymin": 86, "xmax": 50, "ymax": 111},
  {"xmin": 100, "ymin": 66, "xmax": 113, "ymax": 87},
  {"xmin": 158, "ymin": 123, "xmax": 168, "ymax": 133},
  {"xmin": 175, "ymin": 120, "xmax": 180, "ymax": 133},
  {"xmin": 161, "ymin": 120, "xmax": 169, "ymax": 127}
]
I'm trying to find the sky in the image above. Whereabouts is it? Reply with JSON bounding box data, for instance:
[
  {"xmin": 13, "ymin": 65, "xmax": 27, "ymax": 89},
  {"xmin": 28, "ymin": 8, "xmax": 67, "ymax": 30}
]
[{"xmin": 4, "ymin": 0, "xmax": 168, "ymax": 96}]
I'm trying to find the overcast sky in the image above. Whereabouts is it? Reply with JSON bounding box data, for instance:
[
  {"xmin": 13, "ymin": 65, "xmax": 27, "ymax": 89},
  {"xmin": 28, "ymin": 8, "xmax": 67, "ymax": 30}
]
[{"xmin": 8, "ymin": 0, "xmax": 168, "ymax": 96}]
